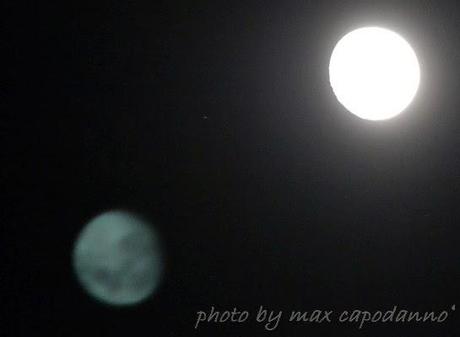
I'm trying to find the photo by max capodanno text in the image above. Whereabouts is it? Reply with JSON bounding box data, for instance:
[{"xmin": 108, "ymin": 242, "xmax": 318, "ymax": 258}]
[{"xmin": 195, "ymin": 305, "xmax": 456, "ymax": 330}]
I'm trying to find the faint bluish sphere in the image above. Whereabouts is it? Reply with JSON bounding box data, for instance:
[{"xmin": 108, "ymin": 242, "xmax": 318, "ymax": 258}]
[{"xmin": 73, "ymin": 211, "xmax": 163, "ymax": 306}]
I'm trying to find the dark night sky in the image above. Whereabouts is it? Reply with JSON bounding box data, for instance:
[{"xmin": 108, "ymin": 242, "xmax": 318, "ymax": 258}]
[{"xmin": 2, "ymin": 0, "xmax": 460, "ymax": 336}]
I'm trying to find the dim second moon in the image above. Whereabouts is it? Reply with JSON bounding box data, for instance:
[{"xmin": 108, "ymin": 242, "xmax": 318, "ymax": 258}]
[{"xmin": 73, "ymin": 211, "xmax": 163, "ymax": 306}]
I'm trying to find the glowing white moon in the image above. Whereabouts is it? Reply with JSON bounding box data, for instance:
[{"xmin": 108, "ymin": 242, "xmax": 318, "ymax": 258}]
[
  {"xmin": 329, "ymin": 27, "xmax": 420, "ymax": 120},
  {"xmin": 73, "ymin": 211, "xmax": 163, "ymax": 306}
]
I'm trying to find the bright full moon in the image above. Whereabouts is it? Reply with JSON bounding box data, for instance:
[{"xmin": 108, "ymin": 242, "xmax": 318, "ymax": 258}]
[{"xmin": 329, "ymin": 27, "xmax": 420, "ymax": 120}]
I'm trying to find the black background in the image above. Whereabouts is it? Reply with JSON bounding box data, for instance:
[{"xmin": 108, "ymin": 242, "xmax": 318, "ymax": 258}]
[{"xmin": 2, "ymin": 0, "xmax": 459, "ymax": 336}]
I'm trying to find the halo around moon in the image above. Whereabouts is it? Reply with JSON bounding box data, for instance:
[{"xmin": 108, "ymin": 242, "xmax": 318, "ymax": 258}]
[
  {"xmin": 329, "ymin": 26, "xmax": 420, "ymax": 121},
  {"xmin": 73, "ymin": 210, "xmax": 163, "ymax": 306}
]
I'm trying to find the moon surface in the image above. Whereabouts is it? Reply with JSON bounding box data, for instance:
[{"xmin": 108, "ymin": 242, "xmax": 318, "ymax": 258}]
[
  {"xmin": 329, "ymin": 27, "xmax": 420, "ymax": 121},
  {"xmin": 73, "ymin": 211, "xmax": 163, "ymax": 306}
]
